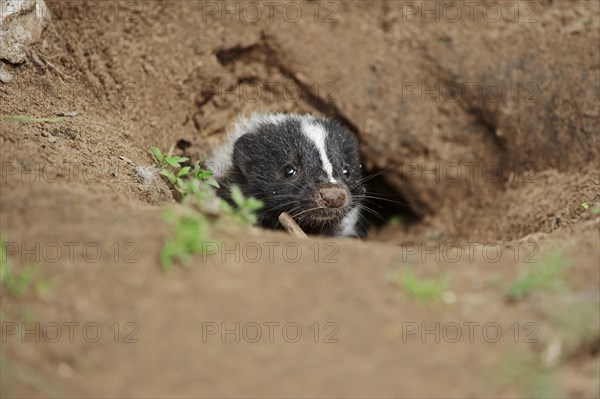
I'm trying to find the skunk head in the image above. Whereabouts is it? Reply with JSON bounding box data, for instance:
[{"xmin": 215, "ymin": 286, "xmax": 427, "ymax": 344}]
[{"xmin": 215, "ymin": 114, "xmax": 365, "ymax": 236}]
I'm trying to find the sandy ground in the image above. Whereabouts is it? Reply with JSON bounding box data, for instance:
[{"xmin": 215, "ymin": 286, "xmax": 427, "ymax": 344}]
[{"xmin": 1, "ymin": 0, "xmax": 599, "ymax": 397}]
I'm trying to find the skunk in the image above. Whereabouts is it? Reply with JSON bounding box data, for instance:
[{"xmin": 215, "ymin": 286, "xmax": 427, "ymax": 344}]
[{"xmin": 208, "ymin": 113, "xmax": 365, "ymax": 237}]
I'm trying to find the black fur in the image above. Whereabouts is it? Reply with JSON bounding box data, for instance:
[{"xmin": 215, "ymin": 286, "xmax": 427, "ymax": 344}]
[{"xmin": 214, "ymin": 114, "xmax": 365, "ymax": 236}]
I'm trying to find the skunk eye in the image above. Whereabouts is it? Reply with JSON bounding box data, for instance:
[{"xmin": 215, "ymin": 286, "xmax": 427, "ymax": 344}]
[
  {"xmin": 283, "ymin": 165, "xmax": 297, "ymax": 178},
  {"xmin": 342, "ymin": 165, "xmax": 350, "ymax": 177}
]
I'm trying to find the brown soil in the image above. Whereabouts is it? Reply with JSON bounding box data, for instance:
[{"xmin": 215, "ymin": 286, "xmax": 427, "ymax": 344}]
[{"xmin": 1, "ymin": 1, "xmax": 599, "ymax": 398}]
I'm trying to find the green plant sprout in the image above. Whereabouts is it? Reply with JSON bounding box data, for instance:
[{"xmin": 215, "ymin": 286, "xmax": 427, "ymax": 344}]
[
  {"xmin": 151, "ymin": 146, "xmax": 220, "ymax": 196},
  {"xmin": 151, "ymin": 145, "xmax": 190, "ymax": 190},
  {"xmin": 1, "ymin": 347, "xmax": 61, "ymax": 398},
  {"xmin": 1, "ymin": 242, "xmax": 61, "ymax": 397},
  {"xmin": 159, "ymin": 185, "xmax": 264, "ymax": 270},
  {"xmin": 152, "ymin": 146, "xmax": 264, "ymax": 270},
  {"xmin": 1, "ymin": 237, "xmax": 56, "ymax": 297},
  {"xmin": 184, "ymin": 161, "xmax": 220, "ymax": 197},
  {"xmin": 581, "ymin": 202, "xmax": 589, "ymax": 210},
  {"xmin": 506, "ymin": 248, "xmax": 569, "ymax": 300},
  {"xmin": 548, "ymin": 300, "xmax": 599, "ymax": 343},
  {"xmin": 498, "ymin": 351, "xmax": 557, "ymax": 399},
  {"xmin": 1, "ymin": 238, "xmax": 36, "ymax": 297},
  {"xmin": 160, "ymin": 209, "xmax": 210, "ymax": 271},
  {"xmin": 220, "ymin": 185, "xmax": 264, "ymax": 225},
  {"xmin": 389, "ymin": 268, "xmax": 449, "ymax": 305}
]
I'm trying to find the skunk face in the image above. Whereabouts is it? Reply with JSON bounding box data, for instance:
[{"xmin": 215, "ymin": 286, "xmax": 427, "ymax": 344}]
[{"xmin": 213, "ymin": 114, "xmax": 365, "ymax": 237}]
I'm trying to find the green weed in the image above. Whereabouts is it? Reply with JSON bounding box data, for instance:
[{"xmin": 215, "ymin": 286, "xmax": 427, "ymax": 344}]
[
  {"xmin": 160, "ymin": 209, "xmax": 210, "ymax": 271},
  {"xmin": 498, "ymin": 352, "xmax": 557, "ymax": 399},
  {"xmin": 506, "ymin": 248, "xmax": 568, "ymax": 300},
  {"xmin": 1, "ymin": 237, "xmax": 59, "ymax": 297},
  {"xmin": 1, "ymin": 239, "xmax": 36, "ymax": 297},
  {"xmin": 547, "ymin": 300, "xmax": 600, "ymax": 344},
  {"xmin": 580, "ymin": 202, "xmax": 600, "ymax": 215},
  {"xmin": 1, "ymin": 242, "xmax": 60, "ymax": 397},
  {"xmin": 152, "ymin": 145, "xmax": 263, "ymax": 270},
  {"xmin": 1, "ymin": 348, "xmax": 61, "ymax": 398},
  {"xmin": 151, "ymin": 145, "xmax": 219, "ymax": 196},
  {"xmin": 151, "ymin": 145, "xmax": 190, "ymax": 191},
  {"xmin": 389, "ymin": 268, "xmax": 448, "ymax": 305},
  {"xmin": 220, "ymin": 185, "xmax": 264, "ymax": 225}
]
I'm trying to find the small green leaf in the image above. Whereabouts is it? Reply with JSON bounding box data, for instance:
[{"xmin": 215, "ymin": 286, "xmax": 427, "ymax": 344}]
[
  {"xmin": 185, "ymin": 180, "xmax": 198, "ymax": 194},
  {"xmin": 160, "ymin": 169, "xmax": 177, "ymax": 183},
  {"xmin": 246, "ymin": 198, "xmax": 264, "ymax": 211},
  {"xmin": 220, "ymin": 200, "xmax": 234, "ymax": 214},
  {"xmin": 8, "ymin": 264, "xmax": 36, "ymax": 296},
  {"xmin": 177, "ymin": 166, "xmax": 191, "ymax": 177},
  {"xmin": 196, "ymin": 169, "xmax": 214, "ymax": 179},
  {"xmin": 581, "ymin": 202, "xmax": 590, "ymax": 210},
  {"xmin": 389, "ymin": 268, "xmax": 448, "ymax": 305},
  {"xmin": 34, "ymin": 274, "xmax": 61, "ymax": 296},
  {"xmin": 230, "ymin": 185, "xmax": 245, "ymax": 207},
  {"xmin": 165, "ymin": 156, "xmax": 180, "ymax": 168},
  {"xmin": 207, "ymin": 178, "xmax": 220, "ymax": 188},
  {"xmin": 150, "ymin": 147, "xmax": 163, "ymax": 162}
]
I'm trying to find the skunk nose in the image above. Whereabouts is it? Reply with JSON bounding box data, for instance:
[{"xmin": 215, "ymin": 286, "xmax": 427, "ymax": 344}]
[{"xmin": 319, "ymin": 186, "xmax": 348, "ymax": 208}]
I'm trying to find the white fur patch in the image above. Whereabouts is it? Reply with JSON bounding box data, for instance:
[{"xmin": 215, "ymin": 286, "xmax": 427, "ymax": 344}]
[
  {"xmin": 338, "ymin": 205, "xmax": 361, "ymax": 237},
  {"xmin": 208, "ymin": 113, "xmax": 292, "ymax": 178},
  {"xmin": 301, "ymin": 120, "xmax": 337, "ymax": 183}
]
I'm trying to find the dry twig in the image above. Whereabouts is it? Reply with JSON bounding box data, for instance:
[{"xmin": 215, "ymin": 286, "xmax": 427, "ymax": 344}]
[{"xmin": 278, "ymin": 212, "xmax": 308, "ymax": 239}]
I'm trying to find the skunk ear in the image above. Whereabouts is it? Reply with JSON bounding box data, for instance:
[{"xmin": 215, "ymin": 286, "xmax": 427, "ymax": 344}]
[{"xmin": 232, "ymin": 133, "xmax": 258, "ymax": 176}]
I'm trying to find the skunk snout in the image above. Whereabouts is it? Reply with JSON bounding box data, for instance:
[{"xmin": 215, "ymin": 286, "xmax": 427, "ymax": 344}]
[{"xmin": 318, "ymin": 185, "xmax": 348, "ymax": 209}]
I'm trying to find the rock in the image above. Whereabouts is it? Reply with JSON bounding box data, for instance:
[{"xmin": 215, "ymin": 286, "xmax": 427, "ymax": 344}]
[
  {"xmin": 0, "ymin": 64, "xmax": 13, "ymax": 82},
  {"xmin": 0, "ymin": 0, "xmax": 50, "ymax": 64}
]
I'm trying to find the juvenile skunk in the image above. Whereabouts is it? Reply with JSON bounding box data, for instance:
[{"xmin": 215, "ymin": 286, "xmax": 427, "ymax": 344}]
[{"xmin": 208, "ymin": 113, "xmax": 365, "ymax": 237}]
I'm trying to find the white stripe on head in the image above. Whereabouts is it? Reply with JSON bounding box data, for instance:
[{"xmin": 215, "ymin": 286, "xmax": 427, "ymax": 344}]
[{"xmin": 301, "ymin": 120, "xmax": 337, "ymax": 183}]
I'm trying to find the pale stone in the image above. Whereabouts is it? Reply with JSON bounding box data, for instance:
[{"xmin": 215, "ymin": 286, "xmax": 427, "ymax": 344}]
[{"xmin": 0, "ymin": 0, "xmax": 50, "ymax": 64}]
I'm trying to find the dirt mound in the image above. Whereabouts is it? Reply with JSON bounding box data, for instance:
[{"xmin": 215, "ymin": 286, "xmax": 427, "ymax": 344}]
[{"xmin": 1, "ymin": 1, "xmax": 599, "ymax": 397}]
